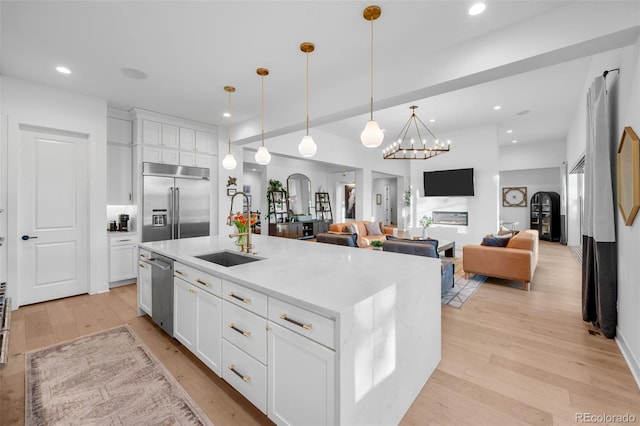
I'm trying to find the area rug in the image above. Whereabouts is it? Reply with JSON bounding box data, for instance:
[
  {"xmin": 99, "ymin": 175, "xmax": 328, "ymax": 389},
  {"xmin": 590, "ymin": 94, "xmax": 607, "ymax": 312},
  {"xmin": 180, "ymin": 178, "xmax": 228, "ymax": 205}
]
[
  {"xmin": 25, "ymin": 324, "xmax": 213, "ymax": 425},
  {"xmin": 441, "ymin": 274, "xmax": 487, "ymax": 308}
]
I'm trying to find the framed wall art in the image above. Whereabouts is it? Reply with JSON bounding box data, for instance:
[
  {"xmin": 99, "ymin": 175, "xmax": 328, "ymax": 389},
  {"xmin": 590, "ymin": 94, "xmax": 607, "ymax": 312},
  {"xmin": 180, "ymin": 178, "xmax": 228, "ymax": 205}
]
[
  {"xmin": 502, "ymin": 186, "xmax": 527, "ymax": 207},
  {"xmin": 617, "ymin": 126, "xmax": 639, "ymax": 226}
]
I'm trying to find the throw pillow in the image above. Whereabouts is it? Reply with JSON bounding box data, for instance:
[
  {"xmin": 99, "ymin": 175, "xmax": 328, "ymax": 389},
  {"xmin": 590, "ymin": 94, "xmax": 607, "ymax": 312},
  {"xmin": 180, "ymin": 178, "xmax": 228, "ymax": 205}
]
[
  {"xmin": 343, "ymin": 224, "xmax": 358, "ymax": 234},
  {"xmin": 365, "ymin": 222, "xmax": 382, "ymax": 235},
  {"xmin": 492, "ymin": 232, "xmax": 512, "ymax": 239},
  {"xmin": 481, "ymin": 236, "xmax": 511, "ymax": 247},
  {"xmin": 497, "ymin": 226, "xmax": 512, "ymax": 236}
]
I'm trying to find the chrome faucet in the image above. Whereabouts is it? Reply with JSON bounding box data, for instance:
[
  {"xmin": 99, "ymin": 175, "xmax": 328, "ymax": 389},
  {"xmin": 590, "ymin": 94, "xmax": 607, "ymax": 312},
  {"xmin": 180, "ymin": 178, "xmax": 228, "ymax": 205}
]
[{"xmin": 228, "ymin": 191, "xmax": 253, "ymax": 254}]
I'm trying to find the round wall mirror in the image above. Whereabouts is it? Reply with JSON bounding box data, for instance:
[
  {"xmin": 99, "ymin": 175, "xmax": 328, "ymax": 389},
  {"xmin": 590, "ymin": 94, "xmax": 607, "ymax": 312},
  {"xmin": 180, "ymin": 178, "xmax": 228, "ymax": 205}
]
[{"xmin": 287, "ymin": 173, "xmax": 313, "ymax": 219}]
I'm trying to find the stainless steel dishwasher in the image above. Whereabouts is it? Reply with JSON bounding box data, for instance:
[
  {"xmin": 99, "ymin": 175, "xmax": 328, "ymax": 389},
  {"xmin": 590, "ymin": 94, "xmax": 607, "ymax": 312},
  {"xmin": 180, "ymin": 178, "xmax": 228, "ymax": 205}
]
[{"xmin": 140, "ymin": 252, "xmax": 174, "ymax": 336}]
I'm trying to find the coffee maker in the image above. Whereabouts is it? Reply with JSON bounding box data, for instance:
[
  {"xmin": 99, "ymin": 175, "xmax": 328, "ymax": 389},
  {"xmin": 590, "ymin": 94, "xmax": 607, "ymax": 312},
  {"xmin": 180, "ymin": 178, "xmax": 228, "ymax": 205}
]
[{"xmin": 118, "ymin": 214, "xmax": 130, "ymax": 232}]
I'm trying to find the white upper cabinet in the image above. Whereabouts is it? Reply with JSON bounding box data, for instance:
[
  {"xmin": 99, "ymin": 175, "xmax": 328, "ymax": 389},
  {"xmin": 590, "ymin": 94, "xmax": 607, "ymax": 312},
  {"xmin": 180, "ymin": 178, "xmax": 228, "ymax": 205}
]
[
  {"xmin": 107, "ymin": 117, "xmax": 133, "ymax": 145},
  {"xmin": 180, "ymin": 127, "xmax": 196, "ymax": 151},
  {"xmin": 162, "ymin": 124, "xmax": 180, "ymax": 148},
  {"xmin": 195, "ymin": 130, "xmax": 211, "ymax": 153},
  {"xmin": 107, "ymin": 144, "xmax": 133, "ymax": 204},
  {"xmin": 142, "ymin": 120, "xmax": 162, "ymax": 145}
]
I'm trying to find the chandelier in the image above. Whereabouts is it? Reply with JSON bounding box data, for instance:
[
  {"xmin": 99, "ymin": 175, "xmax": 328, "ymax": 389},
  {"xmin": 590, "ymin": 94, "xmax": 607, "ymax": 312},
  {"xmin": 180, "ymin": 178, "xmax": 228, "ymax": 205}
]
[{"xmin": 383, "ymin": 106, "xmax": 450, "ymax": 160}]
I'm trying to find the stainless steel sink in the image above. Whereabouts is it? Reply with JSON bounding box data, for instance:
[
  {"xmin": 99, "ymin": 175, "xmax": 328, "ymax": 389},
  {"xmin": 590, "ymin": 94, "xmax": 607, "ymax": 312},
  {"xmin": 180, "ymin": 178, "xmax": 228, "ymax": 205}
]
[{"xmin": 194, "ymin": 250, "xmax": 263, "ymax": 267}]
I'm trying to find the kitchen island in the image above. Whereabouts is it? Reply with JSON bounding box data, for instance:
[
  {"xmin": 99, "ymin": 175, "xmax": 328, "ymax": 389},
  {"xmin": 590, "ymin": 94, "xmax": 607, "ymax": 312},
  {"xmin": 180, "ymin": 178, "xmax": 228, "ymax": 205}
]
[{"xmin": 139, "ymin": 234, "xmax": 441, "ymax": 426}]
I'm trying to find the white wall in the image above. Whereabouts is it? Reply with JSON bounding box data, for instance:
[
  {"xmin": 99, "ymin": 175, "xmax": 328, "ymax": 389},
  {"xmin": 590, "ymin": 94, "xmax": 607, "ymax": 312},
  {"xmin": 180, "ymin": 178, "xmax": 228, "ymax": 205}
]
[
  {"xmin": 410, "ymin": 124, "xmax": 500, "ymax": 246},
  {"xmin": 564, "ymin": 39, "xmax": 640, "ymax": 388},
  {"xmin": 244, "ymin": 128, "xmax": 409, "ymax": 223},
  {"xmin": 616, "ymin": 38, "xmax": 640, "ymax": 388},
  {"xmin": 499, "ymin": 140, "xmax": 566, "ymax": 171},
  {"xmin": 1, "ymin": 77, "xmax": 109, "ymax": 306},
  {"xmin": 499, "ymin": 167, "xmax": 562, "ymax": 231}
]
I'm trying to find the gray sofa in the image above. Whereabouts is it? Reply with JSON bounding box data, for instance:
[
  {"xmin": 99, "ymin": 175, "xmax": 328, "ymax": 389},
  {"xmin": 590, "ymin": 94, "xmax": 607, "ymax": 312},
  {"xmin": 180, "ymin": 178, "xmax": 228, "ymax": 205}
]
[
  {"xmin": 316, "ymin": 232, "xmax": 358, "ymax": 247},
  {"xmin": 383, "ymin": 239, "xmax": 455, "ymax": 295}
]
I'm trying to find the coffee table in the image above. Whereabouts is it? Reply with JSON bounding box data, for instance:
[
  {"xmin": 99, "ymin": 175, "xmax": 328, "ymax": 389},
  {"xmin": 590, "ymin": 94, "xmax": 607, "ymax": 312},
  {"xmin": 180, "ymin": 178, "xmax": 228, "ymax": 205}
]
[
  {"xmin": 411, "ymin": 237, "xmax": 455, "ymax": 257},
  {"xmin": 437, "ymin": 240, "xmax": 455, "ymax": 257}
]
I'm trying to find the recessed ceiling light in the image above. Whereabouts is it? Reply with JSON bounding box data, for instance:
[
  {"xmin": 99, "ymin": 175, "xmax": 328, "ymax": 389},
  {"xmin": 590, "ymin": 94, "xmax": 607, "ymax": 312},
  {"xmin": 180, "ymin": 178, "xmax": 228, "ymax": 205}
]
[
  {"xmin": 512, "ymin": 140, "xmax": 518, "ymax": 143},
  {"xmin": 429, "ymin": 119, "xmax": 436, "ymax": 123},
  {"xmin": 121, "ymin": 68, "xmax": 148, "ymax": 80},
  {"xmin": 494, "ymin": 105, "xmax": 502, "ymax": 110},
  {"xmin": 468, "ymin": 3, "xmax": 486, "ymax": 16},
  {"xmin": 506, "ymin": 130, "xmax": 513, "ymax": 133},
  {"xmin": 56, "ymin": 66, "xmax": 71, "ymax": 74},
  {"xmin": 516, "ymin": 110, "xmax": 530, "ymax": 116},
  {"xmin": 223, "ymin": 112, "xmax": 231, "ymax": 118}
]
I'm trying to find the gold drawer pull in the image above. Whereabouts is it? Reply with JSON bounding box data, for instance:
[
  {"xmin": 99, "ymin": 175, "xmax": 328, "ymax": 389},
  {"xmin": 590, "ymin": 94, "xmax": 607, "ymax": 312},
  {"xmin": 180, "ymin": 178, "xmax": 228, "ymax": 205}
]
[
  {"xmin": 188, "ymin": 288, "xmax": 196, "ymax": 294},
  {"xmin": 228, "ymin": 364, "xmax": 250, "ymax": 382},
  {"xmin": 229, "ymin": 292, "xmax": 251, "ymax": 304},
  {"xmin": 175, "ymin": 269, "xmax": 185, "ymax": 276},
  {"xmin": 228, "ymin": 323, "xmax": 251, "ymax": 337},
  {"xmin": 280, "ymin": 314, "xmax": 312, "ymax": 330},
  {"xmin": 196, "ymin": 278, "xmax": 211, "ymax": 288},
  {"xmin": 139, "ymin": 263, "xmax": 148, "ymax": 269}
]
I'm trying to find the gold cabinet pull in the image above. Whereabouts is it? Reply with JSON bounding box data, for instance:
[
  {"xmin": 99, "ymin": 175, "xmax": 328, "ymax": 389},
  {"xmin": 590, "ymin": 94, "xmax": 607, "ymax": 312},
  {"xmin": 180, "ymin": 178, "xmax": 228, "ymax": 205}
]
[
  {"xmin": 188, "ymin": 288, "xmax": 196, "ymax": 294},
  {"xmin": 228, "ymin": 364, "xmax": 250, "ymax": 382},
  {"xmin": 196, "ymin": 278, "xmax": 211, "ymax": 288},
  {"xmin": 280, "ymin": 314, "xmax": 312, "ymax": 330},
  {"xmin": 228, "ymin": 292, "xmax": 251, "ymax": 304},
  {"xmin": 175, "ymin": 269, "xmax": 185, "ymax": 276},
  {"xmin": 228, "ymin": 323, "xmax": 251, "ymax": 337},
  {"xmin": 139, "ymin": 263, "xmax": 148, "ymax": 269}
]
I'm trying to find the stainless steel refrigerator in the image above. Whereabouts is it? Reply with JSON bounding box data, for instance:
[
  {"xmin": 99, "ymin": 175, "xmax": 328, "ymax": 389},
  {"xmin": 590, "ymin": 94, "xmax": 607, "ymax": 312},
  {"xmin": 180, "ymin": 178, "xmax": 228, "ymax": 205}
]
[{"xmin": 142, "ymin": 162, "xmax": 211, "ymax": 242}]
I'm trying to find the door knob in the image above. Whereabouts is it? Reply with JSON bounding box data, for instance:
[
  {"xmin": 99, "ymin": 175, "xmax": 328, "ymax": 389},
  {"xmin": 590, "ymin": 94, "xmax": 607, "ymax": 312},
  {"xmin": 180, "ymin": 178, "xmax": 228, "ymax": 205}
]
[{"xmin": 21, "ymin": 235, "xmax": 38, "ymax": 240}]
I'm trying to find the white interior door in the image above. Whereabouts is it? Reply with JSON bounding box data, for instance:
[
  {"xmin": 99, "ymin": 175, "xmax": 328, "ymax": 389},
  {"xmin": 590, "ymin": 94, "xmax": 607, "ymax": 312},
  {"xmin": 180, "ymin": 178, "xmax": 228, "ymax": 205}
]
[{"xmin": 18, "ymin": 128, "xmax": 89, "ymax": 305}]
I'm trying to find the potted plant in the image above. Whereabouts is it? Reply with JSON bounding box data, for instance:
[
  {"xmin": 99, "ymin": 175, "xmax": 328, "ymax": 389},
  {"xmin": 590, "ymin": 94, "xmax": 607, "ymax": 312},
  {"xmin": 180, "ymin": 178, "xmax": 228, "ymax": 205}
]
[
  {"xmin": 371, "ymin": 240, "xmax": 383, "ymax": 250},
  {"xmin": 419, "ymin": 215, "xmax": 433, "ymax": 239}
]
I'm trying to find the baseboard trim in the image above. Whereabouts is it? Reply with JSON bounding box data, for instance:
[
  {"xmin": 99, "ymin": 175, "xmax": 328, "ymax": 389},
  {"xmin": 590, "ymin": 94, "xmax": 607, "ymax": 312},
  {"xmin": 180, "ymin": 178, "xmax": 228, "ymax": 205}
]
[{"xmin": 616, "ymin": 326, "xmax": 640, "ymax": 390}]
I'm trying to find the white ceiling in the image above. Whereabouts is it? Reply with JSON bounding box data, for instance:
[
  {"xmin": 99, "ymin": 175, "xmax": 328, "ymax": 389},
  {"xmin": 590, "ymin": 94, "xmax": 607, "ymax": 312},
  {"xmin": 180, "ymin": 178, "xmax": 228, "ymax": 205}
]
[{"xmin": 2, "ymin": 1, "xmax": 639, "ymax": 151}]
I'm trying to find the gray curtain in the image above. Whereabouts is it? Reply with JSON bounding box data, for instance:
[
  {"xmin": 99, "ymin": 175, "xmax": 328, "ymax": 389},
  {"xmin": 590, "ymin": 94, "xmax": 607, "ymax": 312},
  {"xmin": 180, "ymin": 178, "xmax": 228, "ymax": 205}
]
[{"xmin": 582, "ymin": 75, "xmax": 618, "ymax": 339}]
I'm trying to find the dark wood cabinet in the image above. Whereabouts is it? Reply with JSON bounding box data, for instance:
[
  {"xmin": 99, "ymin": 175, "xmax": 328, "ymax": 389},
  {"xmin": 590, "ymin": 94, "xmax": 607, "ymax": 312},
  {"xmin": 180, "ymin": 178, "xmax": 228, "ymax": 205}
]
[
  {"xmin": 268, "ymin": 220, "xmax": 328, "ymax": 240},
  {"xmin": 530, "ymin": 191, "xmax": 561, "ymax": 242}
]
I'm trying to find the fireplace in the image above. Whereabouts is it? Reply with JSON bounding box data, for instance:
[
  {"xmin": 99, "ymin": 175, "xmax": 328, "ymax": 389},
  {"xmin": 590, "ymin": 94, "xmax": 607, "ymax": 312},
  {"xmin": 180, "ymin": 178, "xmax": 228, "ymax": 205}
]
[{"xmin": 432, "ymin": 211, "xmax": 468, "ymax": 226}]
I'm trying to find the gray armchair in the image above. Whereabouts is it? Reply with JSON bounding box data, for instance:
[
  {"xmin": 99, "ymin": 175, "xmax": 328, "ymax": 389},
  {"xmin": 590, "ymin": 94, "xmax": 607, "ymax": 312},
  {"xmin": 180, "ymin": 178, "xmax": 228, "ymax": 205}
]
[{"xmin": 383, "ymin": 239, "xmax": 454, "ymax": 295}]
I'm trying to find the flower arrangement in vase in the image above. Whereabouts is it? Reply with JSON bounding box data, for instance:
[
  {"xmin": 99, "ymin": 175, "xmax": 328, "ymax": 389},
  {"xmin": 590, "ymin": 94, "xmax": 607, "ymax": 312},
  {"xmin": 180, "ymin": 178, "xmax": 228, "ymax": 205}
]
[
  {"xmin": 228, "ymin": 211, "xmax": 257, "ymax": 249},
  {"xmin": 419, "ymin": 215, "xmax": 433, "ymax": 239}
]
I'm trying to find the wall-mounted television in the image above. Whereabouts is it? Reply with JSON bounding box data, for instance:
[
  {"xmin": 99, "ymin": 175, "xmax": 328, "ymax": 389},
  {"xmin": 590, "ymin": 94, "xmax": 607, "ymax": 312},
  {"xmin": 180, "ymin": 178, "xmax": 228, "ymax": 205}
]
[{"xmin": 423, "ymin": 168, "xmax": 474, "ymax": 196}]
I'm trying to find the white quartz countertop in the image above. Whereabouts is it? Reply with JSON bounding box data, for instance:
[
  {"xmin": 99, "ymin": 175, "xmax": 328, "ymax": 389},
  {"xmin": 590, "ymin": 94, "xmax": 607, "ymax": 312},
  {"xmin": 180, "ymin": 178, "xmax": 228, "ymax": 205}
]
[{"xmin": 139, "ymin": 234, "xmax": 439, "ymax": 318}]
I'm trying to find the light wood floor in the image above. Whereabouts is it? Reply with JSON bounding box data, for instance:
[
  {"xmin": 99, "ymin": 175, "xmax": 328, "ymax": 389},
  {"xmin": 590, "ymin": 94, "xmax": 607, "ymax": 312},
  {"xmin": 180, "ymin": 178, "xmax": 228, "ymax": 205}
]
[{"xmin": 2, "ymin": 241, "xmax": 639, "ymax": 425}]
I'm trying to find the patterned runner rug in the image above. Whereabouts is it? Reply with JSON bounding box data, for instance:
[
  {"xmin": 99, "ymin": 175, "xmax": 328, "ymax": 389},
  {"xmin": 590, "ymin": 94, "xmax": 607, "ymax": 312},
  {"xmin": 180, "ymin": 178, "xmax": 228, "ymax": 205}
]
[
  {"xmin": 25, "ymin": 324, "xmax": 212, "ymax": 425},
  {"xmin": 441, "ymin": 274, "xmax": 487, "ymax": 308}
]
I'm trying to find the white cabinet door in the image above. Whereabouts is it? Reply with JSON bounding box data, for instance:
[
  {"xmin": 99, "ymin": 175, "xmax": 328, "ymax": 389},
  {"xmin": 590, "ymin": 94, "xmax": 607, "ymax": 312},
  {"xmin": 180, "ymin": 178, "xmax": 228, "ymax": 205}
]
[
  {"xmin": 162, "ymin": 124, "xmax": 180, "ymax": 148},
  {"xmin": 195, "ymin": 130, "xmax": 211, "ymax": 153},
  {"xmin": 142, "ymin": 146, "xmax": 179, "ymax": 165},
  {"xmin": 142, "ymin": 120, "xmax": 162, "ymax": 145},
  {"xmin": 138, "ymin": 260, "xmax": 152, "ymax": 315},
  {"xmin": 180, "ymin": 127, "xmax": 196, "ymax": 151},
  {"xmin": 268, "ymin": 322, "xmax": 335, "ymax": 426},
  {"xmin": 107, "ymin": 117, "xmax": 133, "ymax": 145},
  {"xmin": 196, "ymin": 289, "xmax": 222, "ymax": 375},
  {"xmin": 174, "ymin": 277, "xmax": 197, "ymax": 351},
  {"xmin": 180, "ymin": 151, "xmax": 196, "ymax": 167},
  {"xmin": 109, "ymin": 244, "xmax": 137, "ymax": 282},
  {"xmin": 161, "ymin": 149, "xmax": 180, "ymax": 165},
  {"xmin": 107, "ymin": 144, "xmax": 132, "ymax": 205},
  {"xmin": 195, "ymin": 154, "xmax": 210, "ymax": 169}
]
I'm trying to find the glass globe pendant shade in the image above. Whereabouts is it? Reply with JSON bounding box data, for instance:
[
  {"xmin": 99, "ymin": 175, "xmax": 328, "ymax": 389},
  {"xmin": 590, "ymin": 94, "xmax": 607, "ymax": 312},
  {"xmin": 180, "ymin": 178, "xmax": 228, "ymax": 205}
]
[
  {"xmin": 222, "ymin": 153, "xmax": 237, "ymax": 170},
  {"xmin": 298, "ymin": 135, "xmax": 317, "ymax": 157},
  {"xmin": 255, "ymin": 146, "xmax": 271, "ymax": 165},
  {"xmin": 361, "ymin": 120, "xmax": 384, "ymax": 148}
]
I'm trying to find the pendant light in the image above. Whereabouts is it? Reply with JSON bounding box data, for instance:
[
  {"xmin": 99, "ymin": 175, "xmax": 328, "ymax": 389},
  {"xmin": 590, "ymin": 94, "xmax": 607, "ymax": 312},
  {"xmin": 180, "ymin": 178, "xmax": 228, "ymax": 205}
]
[
  {"xmin": 222, "ymin": 86, "xmax": 237, "ymax": 170},
  {"xmin": 255, "ymin": 68, "xmax": 272, "ymax": 165},
  {"xmin": 361, "ymin": 5, "xmax": 384, "ymax": 148},
  {"xmin": 298, "ymin": 42, "xmax": 317, "ymax": 158}
]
